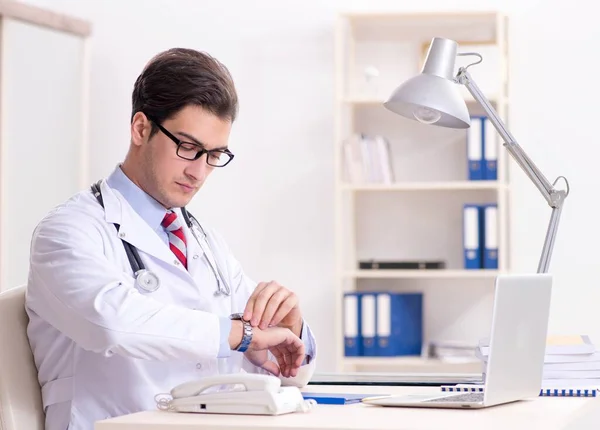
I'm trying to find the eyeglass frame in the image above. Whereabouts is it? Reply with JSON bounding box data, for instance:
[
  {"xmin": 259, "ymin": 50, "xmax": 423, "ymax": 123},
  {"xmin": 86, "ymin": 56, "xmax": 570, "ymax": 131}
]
[{"xmin": 144, "ymin": 113, "xmax": 235, "ymax": 167}]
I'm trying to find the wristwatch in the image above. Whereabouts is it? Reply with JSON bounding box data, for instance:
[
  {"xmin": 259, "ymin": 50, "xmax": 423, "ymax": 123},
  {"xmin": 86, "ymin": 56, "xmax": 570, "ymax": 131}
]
[{"xmin": 229, "ymin": 313, "xmax": 252, "ymax": 352}]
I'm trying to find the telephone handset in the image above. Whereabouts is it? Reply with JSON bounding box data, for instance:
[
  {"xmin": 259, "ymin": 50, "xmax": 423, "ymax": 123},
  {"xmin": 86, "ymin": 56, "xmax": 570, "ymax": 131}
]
[{"xmin": 155, "ymin": 373, "xmax": 317, "ymax": 416}]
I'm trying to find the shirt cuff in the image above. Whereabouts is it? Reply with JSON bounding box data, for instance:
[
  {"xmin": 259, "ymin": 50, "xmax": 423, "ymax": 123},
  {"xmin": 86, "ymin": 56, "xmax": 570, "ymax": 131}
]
[
  {"xmin": 217, "ymin": 316, "xmax": 232, "ymax": 358},
  {"xmin": 300, "ymin": 319, "xmax": 317, "ymax": 365}
]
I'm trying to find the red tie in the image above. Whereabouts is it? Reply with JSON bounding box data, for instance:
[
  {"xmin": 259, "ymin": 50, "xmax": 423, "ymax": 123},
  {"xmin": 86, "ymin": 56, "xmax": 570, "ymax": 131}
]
[{"xmin": 161, "ymin": 211, "xmax": 187, "ymax": 269}]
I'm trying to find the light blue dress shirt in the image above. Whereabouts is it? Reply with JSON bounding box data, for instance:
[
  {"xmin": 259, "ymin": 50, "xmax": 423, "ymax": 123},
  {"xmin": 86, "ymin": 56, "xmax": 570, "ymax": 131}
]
[{"xmin": 107, "ymin": 166, "xmax": 315, "ymax": 361}]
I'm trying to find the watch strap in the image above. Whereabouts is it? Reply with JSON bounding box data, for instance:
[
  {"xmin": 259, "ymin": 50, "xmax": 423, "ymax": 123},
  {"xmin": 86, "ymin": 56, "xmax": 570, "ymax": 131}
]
[
  {"xmin": 236, "ymin": 319, "xmax": 252, "ymax": 352},
  {"xmin": 229, "ymin": 313, "xmax": 252, "ymax": 353}
]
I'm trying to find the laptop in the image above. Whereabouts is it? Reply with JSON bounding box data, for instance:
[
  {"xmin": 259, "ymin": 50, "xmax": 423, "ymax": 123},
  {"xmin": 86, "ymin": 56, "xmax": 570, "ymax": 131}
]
[{"xmin": 362, "ymin": 273, "xmax": 553, "ymax": 409}]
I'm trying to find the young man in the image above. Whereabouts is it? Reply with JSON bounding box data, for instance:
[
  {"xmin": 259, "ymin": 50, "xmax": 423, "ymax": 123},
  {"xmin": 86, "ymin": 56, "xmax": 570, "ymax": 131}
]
[{"xmin": 25, "ymin": 48, "xmax": 317, "ymax": 430}]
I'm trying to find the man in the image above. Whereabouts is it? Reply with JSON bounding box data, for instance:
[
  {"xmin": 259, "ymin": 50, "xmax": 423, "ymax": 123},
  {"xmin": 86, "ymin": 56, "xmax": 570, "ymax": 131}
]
[{"xmin": 25, "ymin": 48, "xmax": 317, "ymax": 430}]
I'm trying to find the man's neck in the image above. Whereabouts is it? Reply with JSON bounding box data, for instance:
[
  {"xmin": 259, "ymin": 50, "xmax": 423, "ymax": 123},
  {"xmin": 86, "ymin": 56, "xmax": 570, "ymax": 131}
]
[
  {"xmin": 120, "ymin": 159, "xmax": 170, "ymax": 210},
  {"xmin": 120, "ymin": 159, "xmax": 144, "ymax": 191}
]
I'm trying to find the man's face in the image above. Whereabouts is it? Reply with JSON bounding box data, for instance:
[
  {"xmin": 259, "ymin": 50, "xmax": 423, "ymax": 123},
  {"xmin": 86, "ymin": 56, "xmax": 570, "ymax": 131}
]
[{"xmin": 138, "ymin": 105, "xmax": 232, "ymax": 208}]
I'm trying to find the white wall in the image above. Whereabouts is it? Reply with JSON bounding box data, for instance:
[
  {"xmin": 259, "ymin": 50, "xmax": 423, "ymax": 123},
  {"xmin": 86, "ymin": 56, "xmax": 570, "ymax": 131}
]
[{"xmin": 18, "ymin": 0, "xmax": 600, "ymax": 371}]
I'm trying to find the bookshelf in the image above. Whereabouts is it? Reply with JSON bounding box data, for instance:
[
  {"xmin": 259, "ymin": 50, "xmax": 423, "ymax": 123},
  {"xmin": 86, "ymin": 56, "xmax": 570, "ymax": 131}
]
[{"xmin": 333, "ymin": 11, "xmax": 510, "ymax": 374}]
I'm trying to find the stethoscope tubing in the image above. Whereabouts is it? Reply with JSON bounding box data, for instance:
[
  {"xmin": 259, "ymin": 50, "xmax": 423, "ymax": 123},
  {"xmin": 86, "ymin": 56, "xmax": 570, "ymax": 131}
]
[{"xmin": 90, "ymin": 181, "xmax": 231, "ymax": 296}]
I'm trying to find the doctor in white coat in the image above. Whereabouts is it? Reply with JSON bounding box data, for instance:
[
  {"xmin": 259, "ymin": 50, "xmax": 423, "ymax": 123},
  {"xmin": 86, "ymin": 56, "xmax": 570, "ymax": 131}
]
[{"xmin": 25, "ymin": 47, "xmax": 317, "ymax": 430}]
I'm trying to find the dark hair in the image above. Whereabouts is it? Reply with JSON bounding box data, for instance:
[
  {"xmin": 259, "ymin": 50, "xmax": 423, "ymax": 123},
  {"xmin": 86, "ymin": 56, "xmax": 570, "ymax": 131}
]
[{"xmin": 131, "ymin": 48, "xmax": 238, "ymax": 135}]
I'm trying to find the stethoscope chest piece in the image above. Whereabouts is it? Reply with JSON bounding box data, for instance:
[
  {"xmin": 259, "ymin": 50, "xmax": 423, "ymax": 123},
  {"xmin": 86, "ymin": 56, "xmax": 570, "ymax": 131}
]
[{"xmin": 135, "ymin": 269, "xmax": 160, "ymax": 293}]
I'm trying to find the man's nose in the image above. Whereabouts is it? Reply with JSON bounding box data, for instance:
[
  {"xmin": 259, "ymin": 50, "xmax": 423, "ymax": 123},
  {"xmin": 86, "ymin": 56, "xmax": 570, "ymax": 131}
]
[{"xmin": 186, "ymin": 154, "xmax": 210, "ymax": 181}]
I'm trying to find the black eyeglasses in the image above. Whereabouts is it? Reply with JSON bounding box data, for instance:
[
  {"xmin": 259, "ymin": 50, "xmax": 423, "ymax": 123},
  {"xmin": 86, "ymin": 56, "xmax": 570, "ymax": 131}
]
[{"xmin": 146, "ymin": 115, "xmax": 235, "ymax": 167}]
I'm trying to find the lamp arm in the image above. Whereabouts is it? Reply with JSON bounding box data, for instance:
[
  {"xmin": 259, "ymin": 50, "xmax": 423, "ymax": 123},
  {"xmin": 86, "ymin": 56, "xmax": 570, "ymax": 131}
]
[{"xmin": 456, "ymin": 67, "xmax": 569, "ymax": 274}]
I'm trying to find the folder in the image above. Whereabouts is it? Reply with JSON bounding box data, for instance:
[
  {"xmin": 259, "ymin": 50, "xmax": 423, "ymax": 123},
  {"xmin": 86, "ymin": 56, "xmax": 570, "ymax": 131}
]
[
  {"xmin": 376, "ymin": 292, "xmax": 423, "ymax": 356},
  {"xmin": 483, "ymin": 204, "xmax": 498, "ymax": 269},
  {"xmin": 467, "ymin": 116, "xmax": 484, "ymax": 180},
  {"xmin": 463, "ymin": 204, "xmax": 483, "ymax": 269},
  {"xmin": 483, "ymin": 117, "xmax": 498, "ymax": 180},
  {"xmin": 343, "ymin": 293, "xmax": 361, "ymax": 356},
  {"xmin": 302, "ymin": 392, "xmax": 384, "ymax": 404},
  {"xmin": 360, "ymin": 293, "xmax": 377, "ymax": 356}
]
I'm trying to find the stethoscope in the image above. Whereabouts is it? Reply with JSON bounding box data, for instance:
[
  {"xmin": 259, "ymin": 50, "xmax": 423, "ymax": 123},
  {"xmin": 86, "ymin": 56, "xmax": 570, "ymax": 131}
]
[{"xmin": 90, "ymin": 180, "xmax": 231, "ymax": 296}]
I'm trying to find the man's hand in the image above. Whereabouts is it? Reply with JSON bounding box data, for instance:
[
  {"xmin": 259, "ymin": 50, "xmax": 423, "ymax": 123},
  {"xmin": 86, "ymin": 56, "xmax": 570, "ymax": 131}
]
[
  {"xmin": 243, "ymin": 281, "xmax": 303, "ymax": 337},
  {"xmin": 243, "ymin": 326, "xmax": 305, "ymax": 378}
]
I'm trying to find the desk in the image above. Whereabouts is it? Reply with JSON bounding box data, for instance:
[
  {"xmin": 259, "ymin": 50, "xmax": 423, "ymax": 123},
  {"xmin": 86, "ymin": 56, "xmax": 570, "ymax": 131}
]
[{"xmin": 95, "ymin": 384, "xmax": 600, "ymax": 430}]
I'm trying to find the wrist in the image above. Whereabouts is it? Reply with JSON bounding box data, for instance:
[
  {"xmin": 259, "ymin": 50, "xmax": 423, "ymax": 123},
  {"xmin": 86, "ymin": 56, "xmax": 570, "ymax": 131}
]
[
  {"xmin": 282, "ymin": 319, "xmax": 303, "ymax": 338},
  {"xmin": 293, "ymin": 320, "xmax": 303, "ymax": 338}
]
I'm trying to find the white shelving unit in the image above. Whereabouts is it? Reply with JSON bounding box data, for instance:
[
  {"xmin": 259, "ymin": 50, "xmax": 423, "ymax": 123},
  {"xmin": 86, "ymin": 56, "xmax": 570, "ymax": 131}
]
[{"xmin": 333, "ymin": 11, "xmax": 510, "ymax": 374}]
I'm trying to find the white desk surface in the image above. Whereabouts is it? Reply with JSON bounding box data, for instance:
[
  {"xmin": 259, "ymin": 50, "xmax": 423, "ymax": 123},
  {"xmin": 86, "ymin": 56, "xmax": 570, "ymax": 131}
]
[{"xmin": 94, "ymin": 384, "xmax": 600, "ymax": 430}]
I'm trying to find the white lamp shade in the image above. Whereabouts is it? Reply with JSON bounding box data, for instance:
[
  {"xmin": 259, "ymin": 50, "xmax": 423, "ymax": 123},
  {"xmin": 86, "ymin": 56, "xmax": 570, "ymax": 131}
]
[
  {"xmin": 384, "ymin": 37, "xmax": 471, "ymax": 129},
  {"xmin": 384, "ymin": 73, "xmax": 470, "ymax": 128}
]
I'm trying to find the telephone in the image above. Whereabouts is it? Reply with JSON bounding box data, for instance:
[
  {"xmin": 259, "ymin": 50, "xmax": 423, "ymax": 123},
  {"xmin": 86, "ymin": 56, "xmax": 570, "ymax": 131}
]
[{"xmin": 155, "ymin": 373, "xmax": 317, "ymax": 416}]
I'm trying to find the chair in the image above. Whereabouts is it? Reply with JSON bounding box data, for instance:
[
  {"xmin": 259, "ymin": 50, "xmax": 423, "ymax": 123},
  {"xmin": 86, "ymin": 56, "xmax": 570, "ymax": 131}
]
[{"xmin": 0, "ymin": 285, "xmax": 44, "ymax": 430}]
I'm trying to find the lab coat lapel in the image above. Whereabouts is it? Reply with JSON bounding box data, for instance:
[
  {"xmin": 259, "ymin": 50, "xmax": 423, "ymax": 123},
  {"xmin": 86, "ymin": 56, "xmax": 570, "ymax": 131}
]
[{"xmin": 100, "ymin": 180, "xmax": 185, "ymax": 270}]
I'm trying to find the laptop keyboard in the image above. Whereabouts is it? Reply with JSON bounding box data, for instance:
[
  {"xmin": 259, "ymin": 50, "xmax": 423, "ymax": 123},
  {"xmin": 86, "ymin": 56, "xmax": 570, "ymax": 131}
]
[{"xmin": 424, "ymin": 392, "xmax": 484, "ymax": 403}]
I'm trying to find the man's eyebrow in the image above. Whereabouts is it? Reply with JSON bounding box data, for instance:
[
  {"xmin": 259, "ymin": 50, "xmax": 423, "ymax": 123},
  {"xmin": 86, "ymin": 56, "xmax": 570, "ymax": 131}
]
[
  {"xmin": 176, "ymin": 131, "xmax": 229, "ymax": 150},
  {"xmin": 177, "ymin": 131, "xmax": 205, "ymax": 147}
]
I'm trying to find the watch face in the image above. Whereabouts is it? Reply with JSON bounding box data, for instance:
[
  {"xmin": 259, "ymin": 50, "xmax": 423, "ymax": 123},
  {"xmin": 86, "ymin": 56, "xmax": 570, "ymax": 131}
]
[{"xmin": 229, "ymin": 312, "xmax": 244, "ymax": 320}]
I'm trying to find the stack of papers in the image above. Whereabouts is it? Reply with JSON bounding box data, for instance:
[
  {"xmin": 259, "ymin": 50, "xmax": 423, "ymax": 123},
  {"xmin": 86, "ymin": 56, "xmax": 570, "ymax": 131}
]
[
  {"xmin": 425, "ymin": 340, "xmax": 481, "ymax": 364},
  {"xmin": 476, "ymin": 335, "xmax": 600, "ymax": 389}
]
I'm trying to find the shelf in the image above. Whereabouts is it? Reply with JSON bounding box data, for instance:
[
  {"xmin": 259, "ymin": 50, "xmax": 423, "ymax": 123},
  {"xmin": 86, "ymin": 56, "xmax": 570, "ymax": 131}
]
[
  {"xmin": 341, "ymin": 181, "xmax": 508, "ymax": 192},
  {"xmin": 345, "ymin": 270, "xmax": 501, "ymax": 279},
  {"xmin": 340, "ymin": 94, "xmax": 499, "ymax": 106},
  {"xmin": 343, "ymin": 356, "xmax": 483, "ymax": 373},
  {"xmin": 342, "ymin": 11, "xmax": 500, "ymax": 44}
]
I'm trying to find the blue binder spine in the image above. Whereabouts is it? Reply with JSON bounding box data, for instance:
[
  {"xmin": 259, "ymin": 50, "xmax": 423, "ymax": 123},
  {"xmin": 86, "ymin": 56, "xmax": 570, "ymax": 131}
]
[
  {"xmin": 360, "ymin": 293, "xmax": 377, "ymax": 356},
  {"xmin": 467, "ymin": 116, "xmax": 484, "ymax": 180},
  {"xmin": 343, "ymin": 292, "xmax": 362, "ymax": 356},
  {"xmin": 375, "ymin": 292, "xmax": 391, "ymax": 356},
  {"xmin": 483, "ymin": 204, "xmax": 499, "ymax": 269},
  {"xmin": 463, "ymin": 204, "xmax": 483, "ymax": 269},
  {"xmin": 483, "ymin": 117, "xmax": 498, "ymax": 180},
  {"xmin": 376, "ymin": 292, "xmax": 423, "ymax": 356}
]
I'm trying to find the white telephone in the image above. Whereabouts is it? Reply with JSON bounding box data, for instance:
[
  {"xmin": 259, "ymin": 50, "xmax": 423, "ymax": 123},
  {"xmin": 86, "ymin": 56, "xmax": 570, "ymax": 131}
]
[{"xmin": 155, "ymin": 373, "xmax": 317, "ymax": 416}]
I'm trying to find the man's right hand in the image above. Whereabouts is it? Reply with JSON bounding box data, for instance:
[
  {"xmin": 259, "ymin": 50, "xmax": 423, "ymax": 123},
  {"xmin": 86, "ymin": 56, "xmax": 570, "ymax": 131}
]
[{"xmin": 229, "ymin": 320, "xmax": 305, "ymax": 377}]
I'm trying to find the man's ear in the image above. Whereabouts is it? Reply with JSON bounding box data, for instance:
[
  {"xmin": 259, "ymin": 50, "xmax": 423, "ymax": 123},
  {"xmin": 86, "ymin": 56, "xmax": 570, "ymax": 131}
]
[{"xmin": 131, "ymin": 112, "xmax": 151, "ymax": 147}]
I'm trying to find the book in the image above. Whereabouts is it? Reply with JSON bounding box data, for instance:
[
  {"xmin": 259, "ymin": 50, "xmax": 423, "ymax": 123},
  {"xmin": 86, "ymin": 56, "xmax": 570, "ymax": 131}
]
[
  {"xmin": 358, "ymin": 260, "xmax": 446, "ymax": 270},
  {"xmin": 476, "ymin": 335, "xmax": 595, "ymax": 358},
  {"xmin": 476, "ymin": 335, "xmax": 600, "ymax": 391}
]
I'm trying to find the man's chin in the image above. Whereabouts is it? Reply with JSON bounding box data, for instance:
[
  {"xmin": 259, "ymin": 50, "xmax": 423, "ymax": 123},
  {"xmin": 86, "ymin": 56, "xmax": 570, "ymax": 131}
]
[{"xmin": 170, "ymin": 190, "xmax": 198, "ymax": 208}]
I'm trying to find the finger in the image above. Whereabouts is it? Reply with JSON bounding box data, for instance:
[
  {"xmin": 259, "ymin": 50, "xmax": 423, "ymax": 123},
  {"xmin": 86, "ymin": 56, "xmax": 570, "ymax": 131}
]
[
  {"xmin": 281, "ymin": 344, "xmax": 293, "ymax": 378},
  {"xmin": 270, "ymin": 345, "xmax": 290, "ymax": 377},
  {"xmin": 243, "ymin": 282, "xmax": 269, "ymax": 320},
  {"xmin": 260, "ymin": 360, "xmax": 281, "ymax": 377},
  {"xmin": 278, "ymin": 333, "xmax": 302, "ymax": 378},
  {"xmin": 271, "ymin": 333, "xmax": 297, "ymax": 378},
  {"xmin": 287, "ymin": 336, "xmax": 305, "ymax": 377},
  {"xmin": 249, "ymin": 282, "xmax": 280, "ymax": 327},
  {"xmin": 260, "ymin": 289, "xmax": 290, "ymax": 329},
  {"xmin": 269, "ymin": 292, "xmax": 297, "ymax": 327}
]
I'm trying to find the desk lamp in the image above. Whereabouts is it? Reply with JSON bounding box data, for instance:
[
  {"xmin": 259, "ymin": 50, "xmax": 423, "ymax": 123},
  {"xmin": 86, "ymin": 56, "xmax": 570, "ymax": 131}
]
[{"xmin": 384, "ymin": 37, "xmax": 569, "ymax": 273}]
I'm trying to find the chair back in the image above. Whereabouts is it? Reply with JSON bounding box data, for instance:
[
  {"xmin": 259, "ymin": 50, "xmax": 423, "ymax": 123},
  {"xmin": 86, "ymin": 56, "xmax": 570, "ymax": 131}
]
[{"xmin": 0, "ymin": 286, "xmax": 44, "ymax": 430}]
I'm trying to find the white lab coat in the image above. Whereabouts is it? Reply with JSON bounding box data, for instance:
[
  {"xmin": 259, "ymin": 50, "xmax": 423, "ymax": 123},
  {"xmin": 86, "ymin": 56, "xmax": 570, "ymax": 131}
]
[{"xmin": 25, "ymin": 179, "xmax": 317, "ymax": 430}]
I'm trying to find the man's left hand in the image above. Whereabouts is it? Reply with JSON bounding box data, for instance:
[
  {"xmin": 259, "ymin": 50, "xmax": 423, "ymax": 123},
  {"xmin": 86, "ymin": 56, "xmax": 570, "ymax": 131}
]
[{"xmin": 243, "ymin": 281, "xmax": 303, "ymax": 338}]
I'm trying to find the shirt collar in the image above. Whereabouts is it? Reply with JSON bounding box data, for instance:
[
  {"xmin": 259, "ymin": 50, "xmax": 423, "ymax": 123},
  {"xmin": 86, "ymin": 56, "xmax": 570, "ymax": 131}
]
[{"xmin": 106, "ymin": 165, "xmax": 167, "ymax": 233}]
